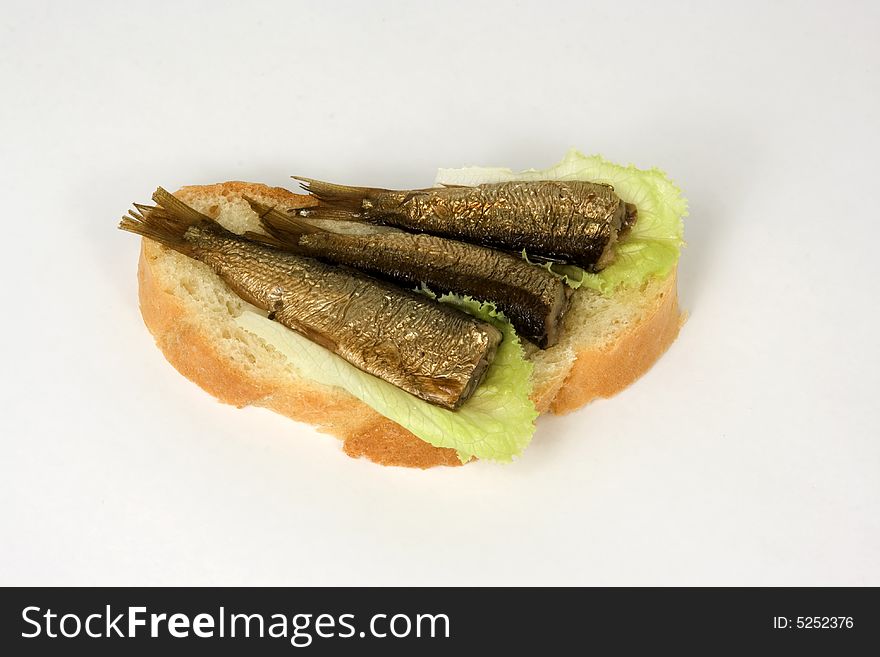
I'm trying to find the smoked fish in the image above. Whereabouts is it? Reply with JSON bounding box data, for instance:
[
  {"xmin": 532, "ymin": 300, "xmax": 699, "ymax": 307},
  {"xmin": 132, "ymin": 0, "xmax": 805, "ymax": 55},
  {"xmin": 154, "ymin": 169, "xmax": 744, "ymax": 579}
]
[
  {"xmin": 246, "ymin": 198, "xmax": 572, "ymax": 348},
  {"xmin": 119, "ymin": 189, "xmax": 502, "ymax": 410},
  {"xmin": 292, "ymin": 178, "xmax": 637, "ymax": 271}
]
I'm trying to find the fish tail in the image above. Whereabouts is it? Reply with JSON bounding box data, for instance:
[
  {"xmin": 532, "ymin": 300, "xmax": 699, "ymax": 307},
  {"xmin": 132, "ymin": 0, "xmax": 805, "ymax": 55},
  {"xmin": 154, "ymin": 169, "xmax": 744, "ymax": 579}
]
[
  {"xmin": 118, "ymin": 187, "xmax": 210, "ymax": 255},
  {"xmin": 292, "ymin": 176, "xmax": 384, "ymax": 215},
  {"xmin": 244, "ymin": 196, "xmax": 325, "ymax": 245}
]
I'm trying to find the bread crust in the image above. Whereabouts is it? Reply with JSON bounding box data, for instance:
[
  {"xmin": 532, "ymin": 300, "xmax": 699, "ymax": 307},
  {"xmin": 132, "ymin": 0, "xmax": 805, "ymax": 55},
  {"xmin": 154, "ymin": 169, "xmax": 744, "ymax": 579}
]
[
  {"xmin": 134, "ymin": 182, "xmax": 682, "ymax": 468},
  {"xmin": 551, "ymin": 273, "xmax": 681, "ymax": 413}
]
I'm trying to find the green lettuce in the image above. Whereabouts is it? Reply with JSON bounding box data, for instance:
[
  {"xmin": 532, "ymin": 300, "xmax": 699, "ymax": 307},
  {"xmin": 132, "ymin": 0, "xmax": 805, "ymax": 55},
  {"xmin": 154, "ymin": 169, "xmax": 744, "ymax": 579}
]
[
  {"xmin": 235, "ymin": 295, "xmax": 537, "ymax": 464},
  {"xmin": 436, "ymin": 149, "xmax": 688, "ymax": 295}
]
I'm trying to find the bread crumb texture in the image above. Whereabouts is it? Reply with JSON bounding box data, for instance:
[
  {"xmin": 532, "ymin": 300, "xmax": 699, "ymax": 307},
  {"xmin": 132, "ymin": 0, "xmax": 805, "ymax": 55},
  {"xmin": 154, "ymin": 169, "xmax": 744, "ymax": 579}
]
[{"xmin": 135, "ymin": 183, "xmax": 682, "ymax": 468}]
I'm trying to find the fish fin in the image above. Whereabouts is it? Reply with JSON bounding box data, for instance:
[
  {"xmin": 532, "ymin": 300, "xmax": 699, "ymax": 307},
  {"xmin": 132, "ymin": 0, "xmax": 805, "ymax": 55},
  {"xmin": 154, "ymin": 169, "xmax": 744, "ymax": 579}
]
[
  {"xmin": 151, "ymin": 187, "xmax": 212, "ymax": 225},
  {"xmin": 293, "ymin": 206, "xmax": 369, "ymax": 222},
  {"xmin": 118, "ymin": 187, "xmax": 210, "ymax": 255},
  {"xmin": 243, "ymin": 196, "xmax": 326, "ymax": 244},
  {"xmin": 291, "ymin": 176, "xmax": 386, "ymax": 212},
  {"xmin": 242, "ymin": 230, "xmax": 290, "ymax": 249}
]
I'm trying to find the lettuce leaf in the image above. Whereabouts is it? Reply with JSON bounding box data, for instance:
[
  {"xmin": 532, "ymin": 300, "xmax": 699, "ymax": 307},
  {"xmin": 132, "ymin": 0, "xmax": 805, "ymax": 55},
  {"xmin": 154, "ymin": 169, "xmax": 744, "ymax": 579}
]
[
  {"xmin": 436, "ymin": 149, "xmax": 688, "ymax": 295},
  {"xmin": 235, "ymin": 295, "xmax": 537, "ymax": 464}
]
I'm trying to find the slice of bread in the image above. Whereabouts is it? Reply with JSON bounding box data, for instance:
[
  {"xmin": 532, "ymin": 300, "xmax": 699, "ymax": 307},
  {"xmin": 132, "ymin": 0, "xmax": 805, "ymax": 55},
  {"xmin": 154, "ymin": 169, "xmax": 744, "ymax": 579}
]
[{"xmin": 135, "ymin": 182, "xmax": 683, "ymax": 468}]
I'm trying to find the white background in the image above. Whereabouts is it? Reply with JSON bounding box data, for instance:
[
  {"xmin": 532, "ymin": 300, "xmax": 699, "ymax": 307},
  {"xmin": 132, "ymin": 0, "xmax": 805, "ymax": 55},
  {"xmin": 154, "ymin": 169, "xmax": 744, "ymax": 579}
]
[{"xmin": 1, "ymin": 0, "xmax": 878, "ymax": 585}]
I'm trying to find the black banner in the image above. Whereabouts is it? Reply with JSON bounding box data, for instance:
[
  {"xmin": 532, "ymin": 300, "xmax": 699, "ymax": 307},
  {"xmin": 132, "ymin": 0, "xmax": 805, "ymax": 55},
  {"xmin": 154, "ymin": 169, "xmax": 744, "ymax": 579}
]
[{"xmin": 1, "ymin": 587, "xmax": 876, "ymax": 654}]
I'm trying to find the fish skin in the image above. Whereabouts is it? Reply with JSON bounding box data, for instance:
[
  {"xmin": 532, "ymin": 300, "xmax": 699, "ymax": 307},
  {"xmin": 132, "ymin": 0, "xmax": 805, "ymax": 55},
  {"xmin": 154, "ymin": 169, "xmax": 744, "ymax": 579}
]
[
  {"xmin": 120, "ymin": 192, "xmax": 502, "ymax": 410},
  {"xmin": 296, "ymin": 179, "xmax": 630, "ymax": 271},
  {"xmin": 299, "ymin": 232, "xmax": 571, "ymax": 348},
  {"xmin": 250, "ymin": 200, "xmax": 571, "ymax": 347}
]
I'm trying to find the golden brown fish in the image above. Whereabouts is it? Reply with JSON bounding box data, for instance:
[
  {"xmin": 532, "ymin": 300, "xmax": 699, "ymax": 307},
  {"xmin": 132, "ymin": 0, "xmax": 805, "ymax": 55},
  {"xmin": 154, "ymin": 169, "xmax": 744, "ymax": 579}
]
[
  {"xmin": 119, "ymin": 189, "xmax": 502, "ymax": 410},
  {"xmin": 292, "ymin": 178, "xmax": 637, "ymax": 271},
  {"xmin": 245, "ymin": 198, "xmax": 573, "ymax": 348}
]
